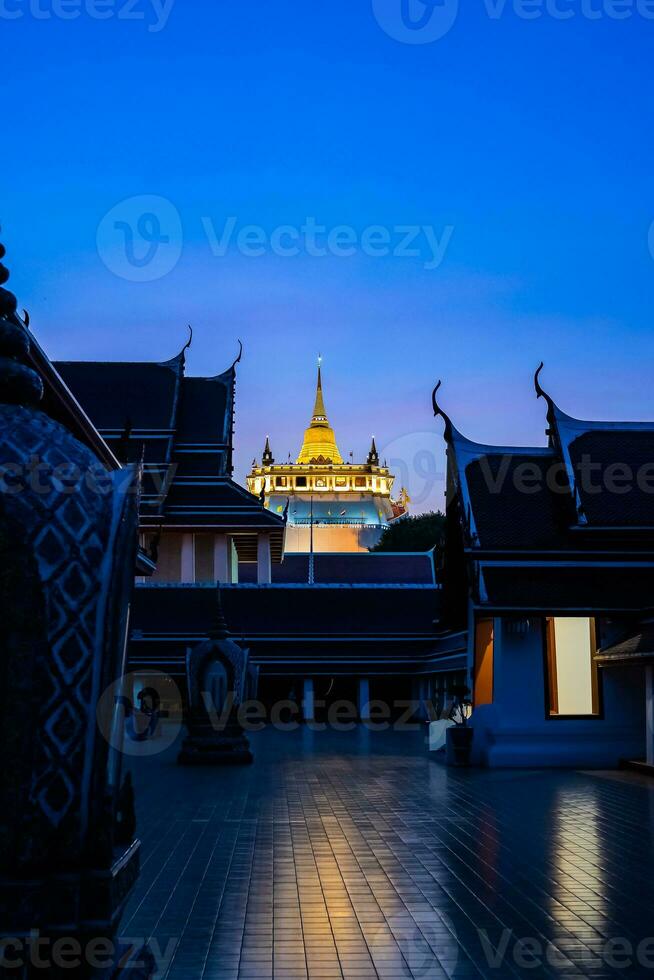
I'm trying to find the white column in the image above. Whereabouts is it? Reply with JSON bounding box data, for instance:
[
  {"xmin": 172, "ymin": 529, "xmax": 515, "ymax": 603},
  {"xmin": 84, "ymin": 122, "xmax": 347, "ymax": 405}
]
[
  {"xmin": 213, "ymin": 534, "xmax": 229, "ymax": 582},
  {"xmin": 358, "ymin": 678, "xmax": 371, "ymax": 721},
  {"xmin": 646, "ymin": 666, "xmax": 654, "ymax": 767},
  {"xmin": 181, "ymin": 533, "xmax": 195, "ymax": 583},
  {"xmin": 303, "ymin": 678, "xmax": 315, "ymax": 722},
  {"xmin": 229, "ymin": 538, "xmax": 239, "ymax": 583},
  {"xmin": 257, "ymin": 532, "xmax": 272, "ymax": 584}
]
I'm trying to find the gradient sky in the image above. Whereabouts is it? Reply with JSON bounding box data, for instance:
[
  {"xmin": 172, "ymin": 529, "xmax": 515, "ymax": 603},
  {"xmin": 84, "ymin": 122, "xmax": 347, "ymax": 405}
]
[{"xmin": 4, "ymin": 0, "xmax": 654, "ymax": 511}]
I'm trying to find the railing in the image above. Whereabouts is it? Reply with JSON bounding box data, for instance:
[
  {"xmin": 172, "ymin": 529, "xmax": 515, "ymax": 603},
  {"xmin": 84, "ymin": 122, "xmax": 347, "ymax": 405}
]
[{"xmin": 290, "ymin": 518, "xmax": 387, "ymax": 527}]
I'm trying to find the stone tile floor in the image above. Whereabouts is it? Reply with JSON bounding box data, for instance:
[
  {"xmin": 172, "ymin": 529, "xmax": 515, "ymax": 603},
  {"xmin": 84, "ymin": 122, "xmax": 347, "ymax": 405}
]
[{"xmin": 123, "ymin": 728, "xmax": 654, "ymax": 979}]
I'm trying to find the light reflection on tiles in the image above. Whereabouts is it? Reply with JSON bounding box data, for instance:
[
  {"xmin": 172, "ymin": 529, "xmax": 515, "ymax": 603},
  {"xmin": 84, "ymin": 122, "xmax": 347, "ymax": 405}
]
[{"xmin": 121, "ymin": 728, "xmax": 654, "ymax": 979}]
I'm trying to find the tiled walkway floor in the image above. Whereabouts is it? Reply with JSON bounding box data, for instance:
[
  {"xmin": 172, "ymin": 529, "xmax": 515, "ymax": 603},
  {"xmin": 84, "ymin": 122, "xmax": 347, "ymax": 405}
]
[{"xmin": 123, "ymin": 728, "xmax": 654, "ymax": 979}]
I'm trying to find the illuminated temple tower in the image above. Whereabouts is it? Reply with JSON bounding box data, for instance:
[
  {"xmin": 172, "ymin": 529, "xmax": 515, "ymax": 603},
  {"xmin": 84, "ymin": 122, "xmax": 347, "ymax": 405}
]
[{"xmin": 247, "ymin": 361, "xmax": 408, "ymax": 552}]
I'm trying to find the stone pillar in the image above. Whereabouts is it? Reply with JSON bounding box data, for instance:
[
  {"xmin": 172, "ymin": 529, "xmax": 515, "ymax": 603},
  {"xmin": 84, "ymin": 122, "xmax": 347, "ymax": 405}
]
[
  {"xmin": 213, "ymin": 534, "xmax": 230, "ymax": 582},
  {"xmin": 303, "ymin": 678, "xmax": 315, "ymax": 722},
  {"xmin": 181, "ymin": 533, "xmax": 195, "ymax": 583},
  {"xmin": 358, "ymin": 678, "xmax": 371, "ymax": 721},
  {"xmin": 257, "ymin": 532, "xmax": 272, "ymax": 584},
  {"xmin": 412, "ymin": 677, "xmax": 429, "ymax": 721},
  {"xmin": 647, "ymin": 666, "xmax": 654, "ymax": 767},
  {"xmin": 230, "ymin": 538, "xmax": 239, "ymax": 583}
]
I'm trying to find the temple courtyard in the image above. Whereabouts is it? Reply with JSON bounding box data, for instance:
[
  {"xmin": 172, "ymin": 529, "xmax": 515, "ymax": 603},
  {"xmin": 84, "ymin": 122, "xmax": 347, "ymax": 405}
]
[{"xmin": 124, "ymin": 729, "xmax": 654, "ymax": 979}]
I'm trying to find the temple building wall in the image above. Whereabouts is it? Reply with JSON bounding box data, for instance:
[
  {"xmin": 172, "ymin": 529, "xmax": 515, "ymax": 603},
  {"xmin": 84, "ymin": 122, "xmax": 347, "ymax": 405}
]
[
  {"xmin": 283, "ymin": 523, "xmax": 385, "ymax": 553},
  {"xmin": 469, "ymin": 613, "xmax": 645, "ymax": 768},
  {"xmin": 142, "ymin": 530, "xmax": 267, "ymax": 584}
]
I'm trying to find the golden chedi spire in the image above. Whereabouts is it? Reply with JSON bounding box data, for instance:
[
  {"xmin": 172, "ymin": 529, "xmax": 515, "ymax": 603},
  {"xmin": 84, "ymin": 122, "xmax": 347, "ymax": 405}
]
[{"xmin": 297, "ymin": 357, "xmax": 343, "ymax": 464}]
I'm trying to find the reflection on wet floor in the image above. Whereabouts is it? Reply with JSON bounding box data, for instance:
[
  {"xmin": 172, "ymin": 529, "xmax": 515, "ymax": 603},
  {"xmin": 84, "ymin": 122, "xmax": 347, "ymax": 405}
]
[{"xmin": 124, "ymin": 727, "xmax": 654, "ymax": 979}]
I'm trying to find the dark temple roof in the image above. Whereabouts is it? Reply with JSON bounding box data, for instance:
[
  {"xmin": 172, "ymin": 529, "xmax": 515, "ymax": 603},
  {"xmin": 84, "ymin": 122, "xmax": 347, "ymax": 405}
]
[
  {"xmin": 129, "ymin": 584, "xmax": 464, "ymax": 677},
  {"xmin": 54, "ymin": 347, "xmax": 285, "ymax": 539},
  {"xmin": 55, "ymin": 356, "xmax": 184, "ymax": 432},
  {"xmin": 132, "ymin": 583, "xmax": 441, "ymax": 637},
  {"xmin": 557, "ymin": 414, "xmax": 654, "ymax": 529},
  {"xmin": 436, "ymin": 375, "xmax": 654, "ymax": 614},
  {"xmin": 464, "ymin": 450, "xmax": 574, "ymax": 551},
  {"xmin": 238, "ymin": 551, "xmax": 436, "ymax": 585}
]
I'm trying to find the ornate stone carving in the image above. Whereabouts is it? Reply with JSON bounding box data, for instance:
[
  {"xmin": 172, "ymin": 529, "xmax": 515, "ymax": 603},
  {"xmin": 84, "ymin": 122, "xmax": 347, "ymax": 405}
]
[
  {"xmin": 0, "ymin": 240, "xmax": 146, "ymax": 975},
  {"xmin": 178, "ymin": 586, "xmax": 254, "ymax": 765}
]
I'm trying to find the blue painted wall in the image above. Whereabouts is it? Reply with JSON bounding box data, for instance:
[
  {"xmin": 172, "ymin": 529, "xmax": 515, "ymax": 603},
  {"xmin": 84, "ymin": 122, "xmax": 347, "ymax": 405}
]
[{"xmin": 469, "ymin": 615, "xmax": 645, "ymax": 768}]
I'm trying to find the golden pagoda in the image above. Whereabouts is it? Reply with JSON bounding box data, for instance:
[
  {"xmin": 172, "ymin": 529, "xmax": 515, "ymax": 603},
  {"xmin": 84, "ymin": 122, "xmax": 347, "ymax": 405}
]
[
  {"xmin": 247, "ymin": 360, "xmax": 408, "ymax": 553},
  {"xmin": 296, "ymin": 363, "xmax": 343, "ymax": 465}
]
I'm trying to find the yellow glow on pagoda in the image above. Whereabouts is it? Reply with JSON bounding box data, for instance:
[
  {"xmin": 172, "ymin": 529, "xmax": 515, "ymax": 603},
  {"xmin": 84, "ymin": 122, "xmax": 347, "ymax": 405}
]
[{"xmin": 296, "ymin": 362, "xmax": 343, "ymax": 464}]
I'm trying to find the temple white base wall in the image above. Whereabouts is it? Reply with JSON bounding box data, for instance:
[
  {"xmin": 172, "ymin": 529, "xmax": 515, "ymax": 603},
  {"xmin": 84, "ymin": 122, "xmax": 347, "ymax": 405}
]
[{"xmin": 283, "ymin": 523, "xmax": 385, "ymax": 553}]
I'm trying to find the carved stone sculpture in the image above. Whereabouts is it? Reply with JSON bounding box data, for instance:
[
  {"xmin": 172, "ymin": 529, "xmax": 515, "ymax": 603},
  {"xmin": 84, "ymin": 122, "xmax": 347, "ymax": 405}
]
[
  {"xmin": 0, "ymin": 241, "xmax": 146, "ymax": 977},
  {"xmin": 178, "ymin": 587, "xmax": 254, "ymax": 765}
]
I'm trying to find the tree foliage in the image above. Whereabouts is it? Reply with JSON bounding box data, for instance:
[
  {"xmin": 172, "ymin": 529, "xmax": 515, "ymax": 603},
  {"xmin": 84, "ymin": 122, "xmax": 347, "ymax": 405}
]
[{"xmin": 370, "ymin": 511, "xmax": 446, "ymax": 553}]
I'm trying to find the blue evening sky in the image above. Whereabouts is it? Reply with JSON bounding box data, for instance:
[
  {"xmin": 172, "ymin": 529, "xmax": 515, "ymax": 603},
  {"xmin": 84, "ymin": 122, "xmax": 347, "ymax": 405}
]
[{"xmin": 3, "ymin": 0, "xmax": 654, "ymax": 510}]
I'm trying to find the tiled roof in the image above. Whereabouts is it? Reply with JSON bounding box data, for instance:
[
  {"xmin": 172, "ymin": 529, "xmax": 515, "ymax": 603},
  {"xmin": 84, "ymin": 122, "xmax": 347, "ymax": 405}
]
[
  {"xmin": 176, "ymin": 374, "xmax": 232, "ymax": 446},
  {"xmin": 55, "ymin": 356, "xmax": 184, "ymax": 432},
  {"xmin": 568, "ymin": 429, "xmax": 654, "ymax": 527},
  {"xmin": 464, "ymin": 452, "xmax": 575, "ymax": 551},
  {"xmin": 132, "ymin": 583, "xmax": 441, "ymax": 636},
  {"xmin": 596, "ymin": 622, "xmax": 654, "ymax": 663},
  {"xmin": 439, "ymin": 388, "xmax": 654, "ymax": 614},
  {"xmin": 54, "ymin": 352, "xmax": 284, "ymax": 535}
]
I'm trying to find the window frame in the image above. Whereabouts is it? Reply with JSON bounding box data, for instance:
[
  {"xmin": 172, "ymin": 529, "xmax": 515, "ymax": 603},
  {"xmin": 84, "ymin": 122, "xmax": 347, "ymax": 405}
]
[{"xmin": 543, "ymin": 617, "xmax": 603, "ymax": 721}]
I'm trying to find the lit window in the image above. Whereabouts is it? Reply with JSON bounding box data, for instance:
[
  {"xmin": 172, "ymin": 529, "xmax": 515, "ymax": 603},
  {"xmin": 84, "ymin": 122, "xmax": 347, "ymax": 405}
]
[
  {"xmin": 335, "ymin": 476, "xmax": 347, "ymax": 487},
  {"xmin": 276, "ymin": 476, "xmax": 287, "ymax": 488},
  {"xmin": 355, "ymin": 476, "xmax": 366, "ymax": 488},
  {"xmin": 316, "ymin": 478, "xmax": 326, "ymax": 488},
  {"xmin": 474, "ymin": 619, "xmax": 494, "ymax": 707},
  {"xmin": 545, "ymin": 618, "xmax": 600, "ymax": 717}
]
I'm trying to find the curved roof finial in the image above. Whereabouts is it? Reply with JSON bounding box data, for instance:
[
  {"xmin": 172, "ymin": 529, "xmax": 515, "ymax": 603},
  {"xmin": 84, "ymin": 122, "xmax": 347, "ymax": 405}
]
[
  {"xmin": 534, "ymin": 361, "xmax": 556, "ymax": 427},
  {"xmin": 432, "ymin": 380, "xmax": 454, "ymax": 442},
  {"xmin": 231, "ymin": 339, "xmax": 243, "ymax": 371},
  {"xmin": 183, "ymin": 323, "xmax": 193, "ymax": 354}
]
